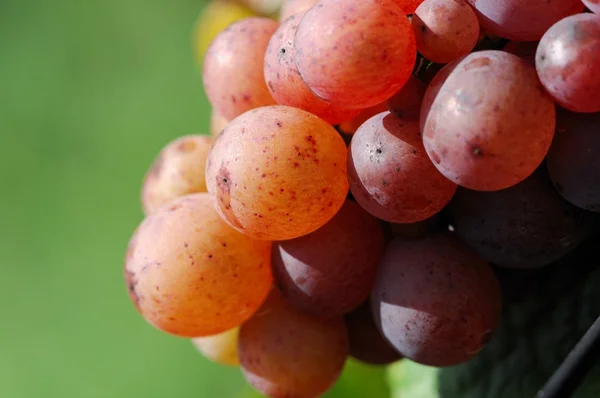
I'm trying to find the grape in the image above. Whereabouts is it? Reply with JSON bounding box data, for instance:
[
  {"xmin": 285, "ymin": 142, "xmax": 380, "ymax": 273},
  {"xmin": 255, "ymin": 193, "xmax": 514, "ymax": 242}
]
[
  {"xmin": 389, "ymin": 215, "xmax": 439, "ymax": 240},
  {"xmin": 448, "ymin": 168, "xmax": 592, "ymax": 269},
  {"xmin": 503, "ymin": 40, "xmax": 538, "ymax": 65},
  {"xmin": 393, "ymin": 0, "xmax": 425, "ymax": 14},
  {"xmin": 239, "ymin": 290, "xmax": 348, "ymax": 398},
  {"xmin": 272, "ymin": 200, "xmax": 385, "ymax": 317},
  {"xmin": 546, "ymin": 109, "xmax": 600, "ymax": 212},
  {"xmin": 536, "ymin": 13, "xmax": 600, "ymax": 113},
  {"xmin": 371, "ymin": 233, "xmax": 502, "ymax": 367},
  {"xmin": 419, "ymin": 58, "xmax": 462, "ymax": 133},
  {"xmin": 124, "ymin": 193, "xmax": 273, "ymax": 337},
  {"xmin": 422, "ymin": 50, "xmax": 556, "ymax": 191},
  {"xmin": 345, "ymin": 301, "xmax": 402, "ymax": 365},
  {"xmin": 264, "ymin": 12, "xmax": 359, "ymax": 125},
  {"xmin": 202, "ymin": 18, "xmax": 278, "ymax": 120},
  {"xmin": 210, "ymin": 110, "xmax": 229, "ymax": 137},
  {"xmin": 141, "ymin": 135, "xmax": 212, "ymax": 215},
  {"xmin": 338, "ymin": 102, "xmax": 388, "ymax": 135},
  {"xmin": 385, "ymin": 76, "xmax": 427, "ymax": 121},
  {"xmin": 279, "ymin": 0, "xmax": 319, "ymax": 21},
  {"xmin": 583, "ymin": 0, "xmax": 600, "ymax": 14},
  {"xmin": 412, "ymin": 0, "xmax": 480, "ymax": 64},
  {"xmin": 294, "ymin": 0, "xmax": 417, "ymax": 110},
  {"xmin": 205, "ymin": 105, "xmax": 348, "ymax": 241},
  {"xmin": 192, "ymin": 327, "xmax": 240, "ymax": 366},
  {"xmin": 466, "ymin": 0, "xmax": 584, "ymax": 41},
  {"xmin": 348, "ymin": 112, "xmax": 457, "ymax": 223}
]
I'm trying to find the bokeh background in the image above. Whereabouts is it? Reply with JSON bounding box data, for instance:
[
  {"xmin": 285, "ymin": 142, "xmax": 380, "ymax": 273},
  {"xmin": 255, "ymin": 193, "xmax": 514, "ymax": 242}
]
[{"xmin": 0, "ymin": 0, "xmax": 399, "ymax": 397}]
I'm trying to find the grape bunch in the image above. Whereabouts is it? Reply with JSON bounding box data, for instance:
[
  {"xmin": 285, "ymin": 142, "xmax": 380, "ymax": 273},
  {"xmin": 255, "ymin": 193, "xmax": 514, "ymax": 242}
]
[{"xmin": 125, "ymin": 0, "xmax": 600, "ymax": 397}]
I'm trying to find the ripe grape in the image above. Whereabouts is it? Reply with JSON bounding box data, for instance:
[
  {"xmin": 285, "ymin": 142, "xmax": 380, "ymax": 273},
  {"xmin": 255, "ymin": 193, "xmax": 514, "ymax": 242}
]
[
  {"xmin": 503, "ymin": 40, "xmax": 538, "ymax": 65},
  {"xmin": 205, "ymin": 105, "xmax": 348, "ymax": 240},
  {"xmin": 546, "ymin": 109, "xmax": 600, "ymax": 212},
  {"xmin": 210, "ymin": 110, "xmax": 229, "ymax": 137},
  {"xmin": 448, "ymin": 168, "xmax": 592, "ymax": 269},
  {"xmin": 345, "ymin": 301, "xmax": 402, "ymax": 365},
  {"xmin": 141, "ymin": 135, "xmax": 212, "ymax": 215},
  {"xmin": 348, "ymin": 112, "xmax": 457, "ymax": 223},
  {"xmin": 394, "ymin": 0, "xmax": 425, "ymax": 14},
  {"xmin": 272, "ymin": 200, "xmax": 385, "ymax": 317},
  {"xmin": 386, "ymin": 76, "xmax": 427, "ymax": 121},
  {"xmin": 294, "ymin": 0, "xmax": 416, "ymax": 110},
  {"xmin": 389, "ymin": 215, "xmax": 439, "ymax": 240},
  {"xmin": 203, "ymin": 18, "xmax": 278, "ymax": 120},
  {"xmin": 419, "ymin": 57, "xmax": 462, "ymax": 133},
  {"xmin": 371, "ymin": 233, "xmax": 502, "ymax": 367},
  {"xmin": 338, "ymin": 102, "xmax": 388, "ymax": 135},
  {"xmin": 466, "ymin": 0, "xmax": 584, "ymax": 41},
  {"xmin": 192, "ymin": 327, "xmax": 240, "ymax": 366},
  {"xmin": 536, "ymin": 13, "xmax": 600, "ymax": 113},
  {"xmin": 412, "ymin": 0, "xmax": 480, "ymax": 64},
  {"xmin": 583, "ymin": 0, "xmax": 600, "ymax": 14},
  {"xmin": 422, "ymin": 50, "xmax": 556, "ymax": 191},
  {"xmin": 239, "ymin": 290, "xmax": 348, "ymax": 398},
  {"xmin": 279, "ymin": 0, "xmax": 319, "ymax": 21},
  {"xmin": 124, "ymin": 193, "xmax": 273, "ymax": 337},
  {"xmin": 264, "ymin": 12, "xmax": 359, "ymax": 124}
]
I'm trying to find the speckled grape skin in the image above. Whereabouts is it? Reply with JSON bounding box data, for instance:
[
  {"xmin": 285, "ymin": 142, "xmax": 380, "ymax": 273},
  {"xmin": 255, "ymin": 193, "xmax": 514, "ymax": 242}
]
[
  {"xmin": 419, "ymin": 58, "xmax": 463, "ymax": 133},
  {"xmin": 141, "ymin": 135, "xmax": 213, "ymax": 215},
  {"xmin": 466, "ymin": 0, "xmax": 584, "ymax": 41},
  {"xmin": 239, "ymin": 290, "xmax": 349, "ymax": 398},
  {"xmin": 192, "ymin": 327, "xmax": 240, "ymax": 366},
  {"xmin": 583, "ymin": 0, "xmax": 600, "ymax": 14},
  {"xmin": 546, "ymin": 109, "xmax": 600, "ymax": 212},
  {"xmin": 371, "ymin": 233, "xmax": 502, "ymax": 367},
  {"xmin": 348, "ymin": 112, "xmax": 457, "ymax": 223},
  {"xmin": 294, "ymin": 0, "xmax": 417, "ymax": 110},
  {"xmin": 386, "ymin": 76, "xmax": 426, "ymax": 121},
  {"xmin": 393, "ymin": 0, "xmax": 425, "ymax": 13},
  {"xmin": 124, "ymin": 193, "xmax": 273, "ymax": 338},
  {"xmin": 423, "ymin": 51, "xmax": 556, "ymax": 191},
  {"xmin": 449, "ymin": 168, "xmax": 592, "ymax": 269},
  {"xmin": 202, "ymin": 18, "xmax": 278, "ymax": 120},
  {"xmin": 503, "ymin": 40, "xmax": 538, "ymax": 65},
  {"xmin": 205, "ymin": 105, "xmax": 348, "ymax": 241},
  {"xmin": 345, "ymin": 301, "xmax": 402, "ymax": 365},
  {"xmin": 210, "ymin": 110, "xmax": 229, "ymax": 137},
  {"xmin": 264, "ymin": 13, "xmax": 359, "ymax": 124},
  {"xmin": 272, "ymin": 200, "xmax": 385, "ymax": 317},
  {"xmin": 536, "ymin": 13, "xmax": 600, "ymax": 113},
  {"xmin": 279, "ymin": 0, "xmax": 319, "ymax": 21},
  {"xmin": 412, "ymin": 0, "xmax": 480, "ymax": 64}
]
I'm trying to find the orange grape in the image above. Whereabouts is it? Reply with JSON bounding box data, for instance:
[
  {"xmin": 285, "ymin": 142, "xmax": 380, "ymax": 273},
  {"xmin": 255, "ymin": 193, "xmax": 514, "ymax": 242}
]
[
  {"xmin": 141, "ymin": 135, "xmax": 212, "ymax": 215},
  {"xmin": 239, "ymin": 290, "xmax": 349, "ymax": 397},
  {"xmin": 294, "ymin": 0, "xmax": 417, "ymax": 110},
  {"xmin": 203, "ymin": 18, "xmax": 278, "ymax": 120},
  {"xmin": 205, "ymin": 105, "xmax": 348, "ymax": 240},
  {"xmin": 192, "ymin": 327, "xmax": 240, "ymax": 366},
  {"xmin": 338, "ymin": 102, "xmax": 388, "ymax": 135},
  {"xmin": 394, "ymin": 0, "xmax": 425, "ymax": 13},
  {"xmin": 124, "ymin": 193, "xmax": 273, "ymax": 337}
]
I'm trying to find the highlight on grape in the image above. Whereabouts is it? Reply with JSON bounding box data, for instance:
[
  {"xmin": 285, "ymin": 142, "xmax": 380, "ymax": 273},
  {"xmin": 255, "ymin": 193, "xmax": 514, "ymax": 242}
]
[{"xmin": 124, "ymin": 0, "xmax": 600, "ymax": 396}]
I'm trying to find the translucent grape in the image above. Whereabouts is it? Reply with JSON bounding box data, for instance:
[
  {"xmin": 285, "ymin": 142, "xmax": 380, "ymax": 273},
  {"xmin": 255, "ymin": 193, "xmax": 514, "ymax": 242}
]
[
  {"xmin": 203, "ymin": 18, "xmax": 278, "ymax": 120},
  {"xmin": 239, "ymin": 290, "xmax": 348, "ymax": 398},
  {"xmin": 536, "ymin": 13, "xmax": 600, "ymax": 113},
  {"xmin": 272, "ymin": 200, "xmax": 386, "ymax": 317},
  {"xmin": 466, "ymin": 0, "xmax": 584, "ymax": 41},
  {"xmin": 124, "ymin": 193, "xmax": 272, "ymax": 337},
  {"xmin": 546, "ymin": 109, "xmax": 600, "ymax": 212},
  {"xmin": 385, "ymin": 76, "xmax": 427, "ymax": 121},
  {"xmin": 371, "ymin": 233, "xmax": 502, "ymax": 367},
  {"xmin": 412, "ymin": 0, "xmax": 480, "ymax": 64},
  {"xmin": 264, "ymin": 12, "xmax": 359, "ymax": 124},
  {"xmin": 295, "ymin": 0, "xmax": 417, "ymax": 110},
  {"xmin": 141, "ymin": 135, "xmax": 212, "ymax": 215},
  {"xmin": 192, "ymin": 327, "xmax": 240, "ymax": 366},
  {"xmin": 205, "ymin": 105, "xmax": 348, "ymax": 240},
  {"xmin": 422, "ymin": 50, "xmax": 556, "ymax": 191},
  {"xmin": 279, "ymin": 0, "xmax": 319, "ymax": 21},
  {"xmin": 449, "ymin": 168, "xmax": 592, "ymax": 269},
  {"xmin": 348, "ymin": 112, "xmax": 457, "ymax": 223}
]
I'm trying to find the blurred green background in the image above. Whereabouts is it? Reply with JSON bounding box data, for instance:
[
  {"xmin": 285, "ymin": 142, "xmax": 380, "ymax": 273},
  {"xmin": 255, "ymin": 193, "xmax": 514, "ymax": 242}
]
[{"xmin": 0, "ymin": 1, "xmax": 393, "ymax": 397}]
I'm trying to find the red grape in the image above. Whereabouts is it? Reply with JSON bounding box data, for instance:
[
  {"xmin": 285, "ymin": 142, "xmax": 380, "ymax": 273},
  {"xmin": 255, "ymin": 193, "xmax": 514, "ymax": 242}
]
[
  {"xmin": 393, "ymin": 0, "xmax": 425, "ymax": 14},
  {"xmin": 294, "ymin": 0, "xmax": 416, "ymax": 110},
  {"xmin": 338, "ymin": 102, "xmax": 388, "ymax": 135},
  {"xmin": 503, "ymin": 40, "xmax": 538, "ymax": 65},
  {"xmin": 419, "ymin": 58, "xmax": 463, "ymax": 133},
  {"xmin": 386, "ymin": 76, "xmax": 427, "ymax": 121},
  {"xmin": 536, "ymin": 13, "xmax": 600, "ymax": 113},
  {"xmin": 422, "ymin": 50, "xmax": 556, "ymax": 191},
  {"xmin": 583, "ymin": 0, "xmax": 600, "ymax": 14}
]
